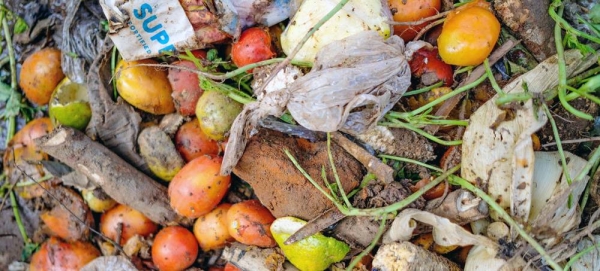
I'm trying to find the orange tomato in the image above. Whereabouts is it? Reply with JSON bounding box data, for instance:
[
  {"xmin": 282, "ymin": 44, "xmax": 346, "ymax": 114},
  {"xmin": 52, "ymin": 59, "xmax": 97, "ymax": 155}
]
[
  {"xmin": 175, "ymin": 119, "xmax": 220, "ymax": 162},
  {"xmin": 152, "ymin": 226, "xmax": 199, "ymax": 271},
  {"xmin": 29, "ymin": 237, "xmax": 100, "ymax": 271},
  {"xmin": 410, "ymin": 178, "xmax": 447, "ymax": 200},
  {"xmin": 437, "ymin": 0, "xmax": 500, "ymax": 66},
  {"xmin": 100, "ymin": 204, "xmax": 158, "ymax": 245},
  {"xmin": 193, "ymin": 203, "xmax": 234, "ymax": 251},
  {"xmin": 168, "ymin": 156, "xmax": 231, "ymax": 218},
  {"xmin": 19, "ymin": 48, "xmax": 65, "ymax": 105},
  {"xmin": 388, "ymin": 0, "xmax": 441, "ymax": 41},
  {"xmin": 227, "ymin": 200, "xmax": 276, "ymax": 247}
]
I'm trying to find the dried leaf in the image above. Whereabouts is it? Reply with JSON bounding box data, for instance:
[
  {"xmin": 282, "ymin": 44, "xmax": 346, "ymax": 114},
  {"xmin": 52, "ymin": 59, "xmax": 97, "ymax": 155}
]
[{"xmin": 81, "ymin": 256, "xmax": 136, "ymax": 271}]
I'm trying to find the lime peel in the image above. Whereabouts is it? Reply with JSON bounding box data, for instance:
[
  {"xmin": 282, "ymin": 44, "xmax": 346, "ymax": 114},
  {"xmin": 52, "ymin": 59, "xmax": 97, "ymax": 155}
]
[
  {"xmin": 271, "ymin": 216, "xmax": 350, "ymax": 271},
  {"xmin": 48, "ymin": 78, "xmax": 92, "ymax": 130}
]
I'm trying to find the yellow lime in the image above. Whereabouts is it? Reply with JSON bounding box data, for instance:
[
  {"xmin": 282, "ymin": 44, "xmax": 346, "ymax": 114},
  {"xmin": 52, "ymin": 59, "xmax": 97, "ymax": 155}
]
[
  {"xmin": 48, "ymin": 78, "xmax": 92, "ymax": 130},
  {"xmin": 271, "ymin": 216, "xmax": 350, "ymax": 271}
]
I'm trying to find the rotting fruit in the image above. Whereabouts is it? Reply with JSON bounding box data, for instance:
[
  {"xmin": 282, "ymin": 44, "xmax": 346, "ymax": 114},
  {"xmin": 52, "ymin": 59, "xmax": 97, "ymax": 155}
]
[
  {"xmin": 19, "ymin": 48, "xmax": 65, "ymax": 105},
  {"xmin": 388, "ymin": 0, "xmax": 441, "ymax": 41},
  {"xmin": 115, "ymin": 59, "xmax": 175, "ymax": 115},
  {"xmin": 29, "ymin": 237, "xmax": 100, "ymax": 271},
  {"xmin": 100, "ymin": 204, "xmax": 158, "ymax": 245},
  {"xmin": 152, "ymin": 226, "xmax": 199, "ymax": 271},
  {"xmin": 169, "ymin": 51, "xmax": 206, "ymax": 116},
  {"xmin": 437, "ymin": 0, "xmax": 500, "ymax": 66},
  {"xmin": 168, "ymin": 156, "xmax": 231, "ymax": 218},
  {"xmin": 196, "ymin": 90, "xmax": 243, "ymax": 141},
  {"xmin": 231, "ymin": 27, "xmax": 276, "ymax": 72},
  {"xmin": 409, "ymin": 47, "xmax": 454, "ymax": 86},
  {"xmin": 48, "ymin": 77, "xmax": 92, "ymax": 130},
  {"xmin": 193, "ymin": 203, "xmax": 234, "ymax": 251},
  {"xmin": 227, "ymin": 199, "xmax": 277, "ymax": 248},
  {"xmin": 175, "ymin": 118, "xmax": 221, "ymax": 162}
]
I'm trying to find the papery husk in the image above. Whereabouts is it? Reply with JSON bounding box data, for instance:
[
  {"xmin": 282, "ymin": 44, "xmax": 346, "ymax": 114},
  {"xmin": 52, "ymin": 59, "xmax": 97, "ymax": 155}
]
[
  {"xmin": 221, "ymin": 31, "xmax": 415, "ymax": 175},
  {"xmin": 461, "ymin": 49, "xmax": 598, "ymax": 222},
  {"xmin": 569, "ymin": 235, "xmax": 600, "ymax": 271}
]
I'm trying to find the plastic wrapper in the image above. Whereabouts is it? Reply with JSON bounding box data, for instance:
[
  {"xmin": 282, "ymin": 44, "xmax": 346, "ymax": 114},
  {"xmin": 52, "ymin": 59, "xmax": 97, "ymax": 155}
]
[
  {"xmin": 217, "ymin": 0, "xmax": 291, "ymax": 36},
  {"xmin": 221, "ymin": 31, "xmax": 416, "ymax": 175}
]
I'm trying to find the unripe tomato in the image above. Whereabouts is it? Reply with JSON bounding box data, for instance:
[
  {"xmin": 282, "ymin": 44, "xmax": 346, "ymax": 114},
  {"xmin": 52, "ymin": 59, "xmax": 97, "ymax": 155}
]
[
  {"xmin": 19, "ymin": 48, "xmax": 65, "ymax": 105},
  {"xmin": 152, "ymin": 226, "xmax": 199, "ymax": 271},
  {"xmin": 168, "ymin": 156, "xmax": 231, "ymax": 218},
  {"xmin": 100, "ymin": 204, "xmax": 158, "ymax": 245},
  {"xmin": 388, "ymin": 0, "xmax": 441, "ymax": 41},
  {"xmin": 193, "ymin": 203, "xmax": 234, "ymax": 251},
  {"xmin": 227, "ymin": 200, "xmax": 276, "ymax": 247},
  {"xmin": 437, "ymin": 0, "xmax": 500, "ymax": 66},
  {"xmin": 231, "ymin": 27, "xmax": 275, "ymax": 72}
]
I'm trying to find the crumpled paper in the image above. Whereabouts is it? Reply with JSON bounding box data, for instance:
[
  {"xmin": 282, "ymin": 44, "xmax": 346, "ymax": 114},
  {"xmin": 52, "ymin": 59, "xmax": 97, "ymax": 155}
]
[{"xmin": 221, "ymin": 31, "xmax": 415, "ymax": 175}]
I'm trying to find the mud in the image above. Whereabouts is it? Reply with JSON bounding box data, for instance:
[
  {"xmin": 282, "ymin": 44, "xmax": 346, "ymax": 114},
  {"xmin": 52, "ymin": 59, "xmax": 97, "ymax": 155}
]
[{"xmin": 233, "ymin": 129, "xmax": 363, "ymax": 220}]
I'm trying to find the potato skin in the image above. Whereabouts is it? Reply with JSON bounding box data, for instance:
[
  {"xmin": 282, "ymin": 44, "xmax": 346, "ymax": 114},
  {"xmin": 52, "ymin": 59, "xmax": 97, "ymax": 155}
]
[
  {"xmin": 19, "ymin": 48, "xmax": 65, "ymax": 105},
  {"xmin": 29, "ymin": 237, "xmax": 100, "ymax": 271},
  {"xmin": 168, "ymin": 156, "xmax": 231, "ymax": 218},
  {"xmin": 227, "ymin": 200, "xmax": 277, "ymax": 248},
  {"xmin": 116, "ymin": 59, "xmax": 175, "ymax": 115}
]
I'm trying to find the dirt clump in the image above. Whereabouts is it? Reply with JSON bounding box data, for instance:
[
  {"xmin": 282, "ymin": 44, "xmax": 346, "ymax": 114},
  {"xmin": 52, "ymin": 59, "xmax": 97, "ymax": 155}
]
[{"xmin": 233, "ymin": 130, "xmax": 363, "ymax": 220}]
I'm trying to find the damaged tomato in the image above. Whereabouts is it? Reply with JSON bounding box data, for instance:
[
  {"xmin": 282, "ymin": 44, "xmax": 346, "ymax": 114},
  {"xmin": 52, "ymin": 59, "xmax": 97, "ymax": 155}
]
[
  {"xmin": 194, "ymin": 203, "xmax": 234, "ymax": 251},
  {"xmin": 29, "ymin": 237, "xmax": 100, "ymax": 271},
  {"xmin": 152, "ymin": 226, "xmax": 199, "ymax": 271},
  {"xmin": 231, "ymin": 27, "xmax": 276, "ymax": 71},
  {"xmin": 19, "ymin": 48, "xmax": 65, "ymax": 105},
  {"xmin": 175, "ymin": 119, "xmax": 221, "ymax": 162},
  {"xmin": 409, "ymin": 47, "xmax": 454, "ymax": 86},
  {"xmin": 100, "ymin": 204, "xmax": 158, "ymax": 245},
  {"xmin": 388, "ymin": 0, "xmax": 441, "ymax": 41},
  {"xmin": 169, "ymin": 51, "xmax": 207, "ymax": 116},
  {"xmin": 227, "ymin": 200, "xmax": 277, "ymax": 248}
]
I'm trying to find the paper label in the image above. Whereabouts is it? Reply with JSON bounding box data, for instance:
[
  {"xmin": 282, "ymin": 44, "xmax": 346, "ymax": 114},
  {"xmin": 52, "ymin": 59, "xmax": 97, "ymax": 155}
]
[{"xmin": 100, "ymin": 0, "xmax": 202, "ymax": 61}]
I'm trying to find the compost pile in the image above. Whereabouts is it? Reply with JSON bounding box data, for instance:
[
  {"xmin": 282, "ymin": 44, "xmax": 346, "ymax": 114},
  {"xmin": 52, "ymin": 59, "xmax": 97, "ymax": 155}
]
[{"xmin": 1, "ymin": 0, "xmax": 600, "ymax": 270}]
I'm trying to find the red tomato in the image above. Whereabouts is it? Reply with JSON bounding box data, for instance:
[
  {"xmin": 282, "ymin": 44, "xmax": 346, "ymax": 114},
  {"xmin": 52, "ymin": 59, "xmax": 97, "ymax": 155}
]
[
  {"xmin": 409, "ymin": 47, "xmax": 454, "ymax": 86},
  {"xmin": 227, "ymin": 200, "xmax": 276, "ymax": 247},
  {"xmin": 152, "ymin": 226, "xmax": 199, "ymax": 271},
  {"xmin": 388, "ymin": 0, "xmax": 441, "ymax": 41},
  {"xmin": 231, "ymin": 27, "xmax": 275, "ymax": 72},
  {"xmin": 437, "ymin": 0, "xmax": 500, "ymax": 66},
  {"xmin": 175, "ymin": 119, "xmax": 220, "ymax": 162},
  {"xmin": 168, "ymin": 156, "xmax": 231, "ymax": 218},
  {"xmin": 169, "ymin": 60, "xmax": 204, "ymax": 116},
  {"xmin": 224, "ymin": 263, "xmax": 241, "ymax": 271},
  {"xmin": 100, "ymin": 204, "xmax": 158, "ymax": 245}
]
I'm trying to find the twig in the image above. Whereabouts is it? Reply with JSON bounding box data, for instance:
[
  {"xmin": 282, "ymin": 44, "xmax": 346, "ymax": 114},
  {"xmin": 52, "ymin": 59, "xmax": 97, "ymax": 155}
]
[
  {"xmin": 414, "ymin": 18, "xmax": 444, "ymax": 41},
  {"xmin": 542, "ymin": 137, "xmax": 600, "ymax": 148},
  {"xmin": 386, "ymin": 11, "xmax": 449, "ymax": 26},
  {"xmin": 330, "ymin": 132, "xmax": 394, "ymax": 184}
]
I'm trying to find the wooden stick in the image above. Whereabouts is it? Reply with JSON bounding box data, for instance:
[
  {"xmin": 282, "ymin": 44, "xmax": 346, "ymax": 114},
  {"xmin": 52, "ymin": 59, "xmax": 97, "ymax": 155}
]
[{"xmin": 35, "ymin": 127, "xmax": 190, "ymax": 226}]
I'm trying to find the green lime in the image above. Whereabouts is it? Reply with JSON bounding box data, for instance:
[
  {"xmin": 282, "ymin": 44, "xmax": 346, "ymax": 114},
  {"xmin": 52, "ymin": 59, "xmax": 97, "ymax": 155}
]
[
  {"xmin": 48, "ymin": 78, "xmax": 92, "ymax": 130},
  {"xmin": 271, "ymin": 216, "xmax": 350, "ymax": 271}
]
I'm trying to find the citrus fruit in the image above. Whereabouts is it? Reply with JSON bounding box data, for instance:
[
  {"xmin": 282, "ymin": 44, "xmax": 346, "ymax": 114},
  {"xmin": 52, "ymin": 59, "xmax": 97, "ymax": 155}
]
[
  {"xmin": 48, "ymin": 78, "xmax": 92, "ymax": 130},
  {"xmin": 270, "ymin": 216, "xmax": 350, "ymax": 271}
]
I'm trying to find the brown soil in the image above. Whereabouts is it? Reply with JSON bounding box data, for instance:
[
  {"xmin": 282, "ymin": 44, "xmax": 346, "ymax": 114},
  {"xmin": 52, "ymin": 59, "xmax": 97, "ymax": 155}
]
[
  {"xmin": 539, "ymin": 98, "xmax": 599, "ymax": 153},
  {"xmin": 233, "ymin": 129, "xmax": 363, "ymax": 221}
]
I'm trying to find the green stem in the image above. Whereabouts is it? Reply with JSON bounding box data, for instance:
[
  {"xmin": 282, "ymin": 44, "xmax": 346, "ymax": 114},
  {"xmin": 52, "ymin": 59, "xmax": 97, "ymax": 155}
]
[
  {"xmin": 111, "ymin": 46, "xmax": 118, "ymax": 100},
  {"xmin": 484, "ymin": 58, "xmax": 505, "ymax": 95},
  {"xmin": 380, "ymin": 121, "xmax": 462, "ymax": 146},
  {"xmin": 542, "ymin": 104, "xmax": 572, "ymax": 186},
  {"xmin": 2, "ymin": 7, "xmax": 18, "ymax": 145},
  {"xmin": 547, "ymin": 66, "xmax": 600, "ymax": 101},
  {"xmin": 345, "ymin": 165, "xmax": 460, "ymax": 217},
  {"xmin": 389, "ymin": 74, "xmax": 486, "ymax": 118},
  {"xmin": 495, "ymin": 92, "xmax": 533, "ymax": 106},
  {"xmin": 563, "ymin": 241, "xmax": 600, "ymax": 271},
  {"xmin": 379, "ymin": 155, "xmax": 443, "ymax": 172},
  {"xmin": 347, "ymin": 173, "xmax": 376, "ymax": 198},
  {"xmin": 327, "ymin": 133, "xmax": 352, "ymax": 208},
  {"xmin": 10, "ymin": 191, "xmax": 30, "ymax": 244},
  {"xmin": 404, "ymin": 81, "xmax": 444, "ymax": 96},
  {"xmin": 346, "ymin": 214, "xmax": 388, "ymax": 271},
  {"xmin": 450, "ymin": 175, "xmax": 563, "ymax": 271},
  {"xmin": 549, "ymin": 4, "xmax": 600, "ymax": 44}
]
